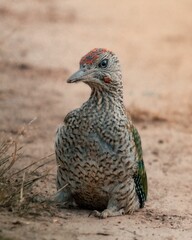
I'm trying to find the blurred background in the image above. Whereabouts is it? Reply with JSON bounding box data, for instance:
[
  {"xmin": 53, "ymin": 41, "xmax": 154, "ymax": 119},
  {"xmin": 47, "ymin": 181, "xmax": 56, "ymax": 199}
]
[
  {"xmin": 1, "ymin": 0, "xmax": 192, "ymax": 155},
  {"xmin": 0, "ymin": 1, "xmax": 192, "ymax": 239},
  {"xmin": 1, "ymin": 0, "xmax": 192, "ymax": 121}
]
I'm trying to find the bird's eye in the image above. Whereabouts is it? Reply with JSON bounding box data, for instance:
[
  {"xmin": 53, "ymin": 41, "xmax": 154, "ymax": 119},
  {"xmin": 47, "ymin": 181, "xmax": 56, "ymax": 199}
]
[{"xmin": 98, "ymin": 59, "xmax": 108, "ymax": 68}]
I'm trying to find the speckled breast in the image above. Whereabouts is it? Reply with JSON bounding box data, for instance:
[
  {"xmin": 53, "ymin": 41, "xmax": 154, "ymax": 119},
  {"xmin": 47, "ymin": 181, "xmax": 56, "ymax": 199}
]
[{"xmin": 56, "ymin": 108, "xmax": 135, "ymax": 208}]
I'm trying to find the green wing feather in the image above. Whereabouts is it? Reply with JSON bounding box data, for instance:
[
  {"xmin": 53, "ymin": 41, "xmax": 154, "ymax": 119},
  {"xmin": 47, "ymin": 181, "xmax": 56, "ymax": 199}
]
[{"xmin": 131, "ymin": 126, "xmax": 148, "ymax": 208}]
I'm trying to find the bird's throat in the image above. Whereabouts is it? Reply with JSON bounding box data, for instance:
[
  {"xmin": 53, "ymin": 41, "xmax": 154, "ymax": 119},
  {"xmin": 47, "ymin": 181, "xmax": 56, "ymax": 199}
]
[{"xmin": 89, "ymin": 88, "xmax": 124, "ymax": 113}]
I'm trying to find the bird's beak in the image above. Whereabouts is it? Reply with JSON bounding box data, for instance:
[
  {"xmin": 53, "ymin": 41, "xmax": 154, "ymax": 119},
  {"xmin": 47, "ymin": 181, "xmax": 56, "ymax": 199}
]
[{"xmin": 67, "ymin": 69, "xmax": 91, "ymax": 83}]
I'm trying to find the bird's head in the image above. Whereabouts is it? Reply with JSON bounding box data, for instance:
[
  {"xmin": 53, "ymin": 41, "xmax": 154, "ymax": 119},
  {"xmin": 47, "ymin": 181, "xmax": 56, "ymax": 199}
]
[{"xmin": 67, "ymin": 48, "xmax": 122, "ymax": 92}]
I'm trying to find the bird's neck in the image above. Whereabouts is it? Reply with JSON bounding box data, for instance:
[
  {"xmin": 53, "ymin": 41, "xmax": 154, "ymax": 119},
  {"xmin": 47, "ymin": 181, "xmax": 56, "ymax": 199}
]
[{"xmin": 87, "ymin": 87, "xmax": 125, "ymax": 114}]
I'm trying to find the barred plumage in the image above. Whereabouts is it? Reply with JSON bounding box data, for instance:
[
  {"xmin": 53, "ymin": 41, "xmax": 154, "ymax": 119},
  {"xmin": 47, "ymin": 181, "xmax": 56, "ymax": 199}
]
[{"xmin": 55, "ymin": 48, "xmax": 148, "ymax": 218}]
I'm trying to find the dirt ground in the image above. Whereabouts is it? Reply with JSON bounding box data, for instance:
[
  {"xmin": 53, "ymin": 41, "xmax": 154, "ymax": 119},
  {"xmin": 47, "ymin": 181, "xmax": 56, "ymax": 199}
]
[{"xmin": 0, "ymin": 0, "xmax": 192, "ymax": 239}]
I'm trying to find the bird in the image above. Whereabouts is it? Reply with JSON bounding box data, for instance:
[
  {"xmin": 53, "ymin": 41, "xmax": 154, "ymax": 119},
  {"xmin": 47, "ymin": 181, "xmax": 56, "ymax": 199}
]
[{"xmin": 55, "ymin": 48, "xmax": 148, "ymax": 218}]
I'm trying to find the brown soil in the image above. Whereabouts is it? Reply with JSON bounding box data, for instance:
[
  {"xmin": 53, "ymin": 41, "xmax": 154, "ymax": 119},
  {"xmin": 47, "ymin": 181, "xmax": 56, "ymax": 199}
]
[{"xmin": 0, "ymin": 0, "xmax": 192, "ymax": 239}]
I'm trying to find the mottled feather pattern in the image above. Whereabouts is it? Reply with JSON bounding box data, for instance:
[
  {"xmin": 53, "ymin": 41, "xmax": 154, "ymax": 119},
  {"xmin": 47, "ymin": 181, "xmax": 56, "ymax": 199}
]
[{"xmin": 55, "ymin": 48, "xmax": 148, "ymax": 218}]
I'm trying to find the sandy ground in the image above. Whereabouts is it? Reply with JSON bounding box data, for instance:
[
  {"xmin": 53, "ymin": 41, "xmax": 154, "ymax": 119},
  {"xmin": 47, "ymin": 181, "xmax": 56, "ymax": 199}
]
[{"xmin": 0, "ymin": 0, "xmax": 192, "ymax": 239}]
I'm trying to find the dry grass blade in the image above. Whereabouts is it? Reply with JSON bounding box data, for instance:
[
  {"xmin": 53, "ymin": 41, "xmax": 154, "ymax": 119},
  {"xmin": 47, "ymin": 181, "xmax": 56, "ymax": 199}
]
[
  {"xmin": 57, "ymin": 183, "xmax": 68, "ymax": 193},
  {"xmin": 0, "ymin": 139, "xmax": 20, "ymax": 177},
  {"xmin": 0, "ymin": 135, "xmax": 54, "ymax": 212},
  {"xmin": 20, "ymin": 172, "xmax": 26, "ymax": 203},
  {"xmin": 12, "ymin": 152, "xmax": 54, "ymax": 176}
]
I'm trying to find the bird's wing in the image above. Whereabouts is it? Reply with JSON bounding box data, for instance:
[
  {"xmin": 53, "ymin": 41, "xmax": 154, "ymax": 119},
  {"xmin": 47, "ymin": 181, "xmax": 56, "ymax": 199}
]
[{"xmin": 131, "ymin": 124, "xmax": 148, "ymax": 208}]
